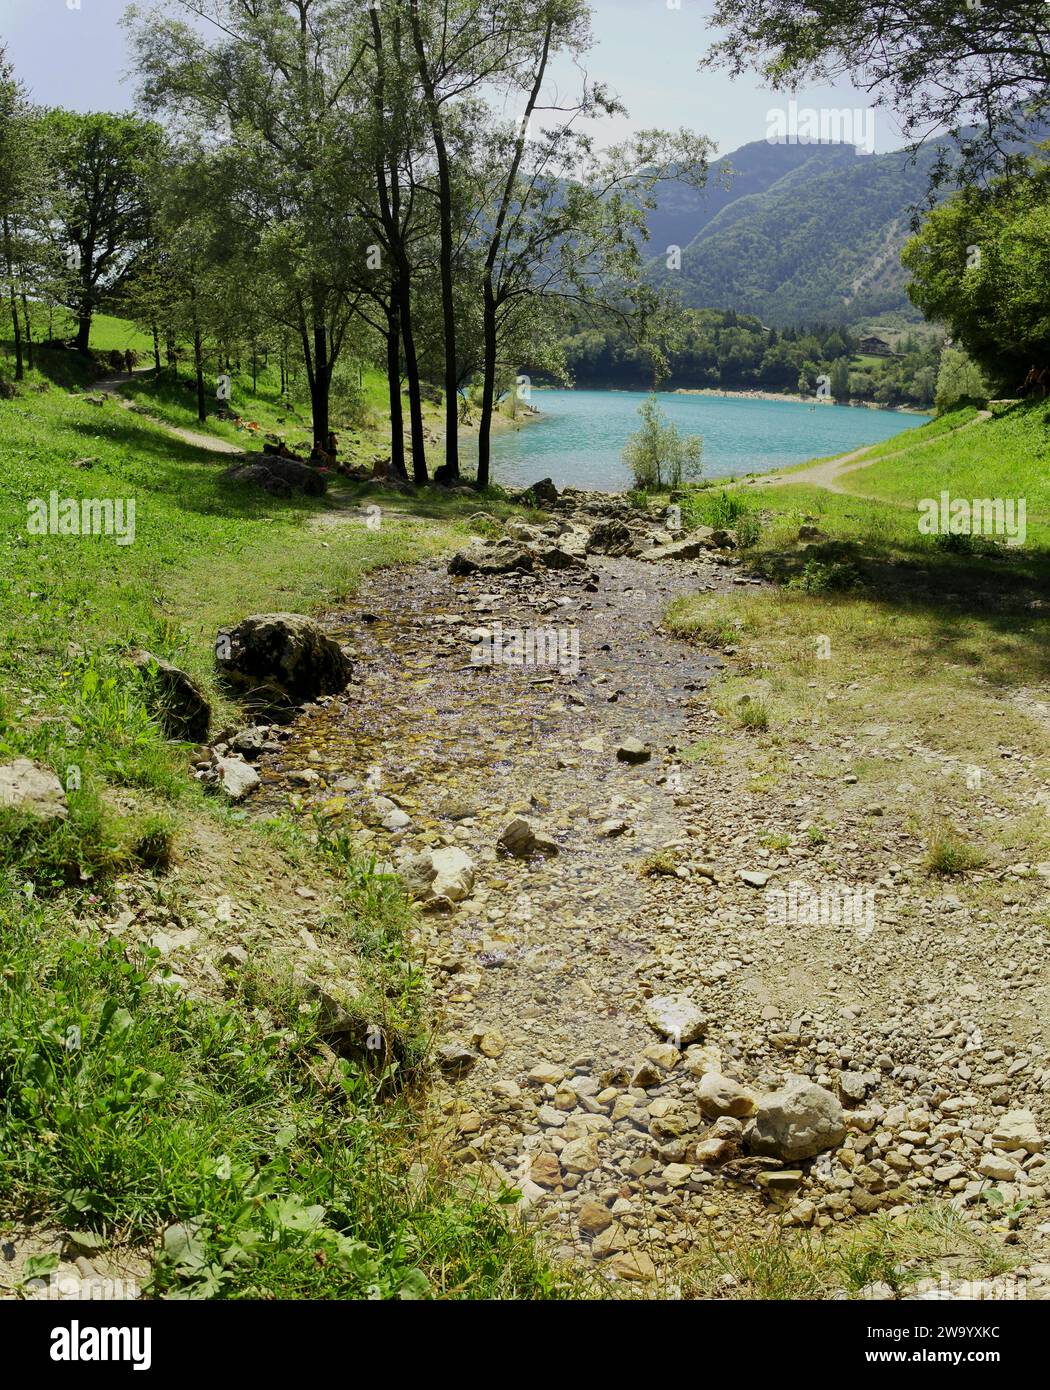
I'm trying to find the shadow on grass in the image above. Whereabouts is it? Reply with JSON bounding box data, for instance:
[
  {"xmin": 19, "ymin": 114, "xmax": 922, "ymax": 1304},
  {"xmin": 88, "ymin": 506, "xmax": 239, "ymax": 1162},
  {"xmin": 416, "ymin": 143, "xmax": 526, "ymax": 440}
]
[
  {"xmin": 752, "ymin": 531, "xmax": 1050, "ymax": 685},
  {"xmin": 66, "ymin": 414, "xmax": 325, "ymax": 524}
]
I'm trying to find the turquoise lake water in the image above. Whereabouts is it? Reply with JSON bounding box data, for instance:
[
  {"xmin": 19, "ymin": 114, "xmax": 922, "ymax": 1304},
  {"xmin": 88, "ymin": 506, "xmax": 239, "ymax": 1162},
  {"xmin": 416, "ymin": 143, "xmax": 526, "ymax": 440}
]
[{"xmin": 461, "ymin": 388, "xmax": 931, "ymax": 493}]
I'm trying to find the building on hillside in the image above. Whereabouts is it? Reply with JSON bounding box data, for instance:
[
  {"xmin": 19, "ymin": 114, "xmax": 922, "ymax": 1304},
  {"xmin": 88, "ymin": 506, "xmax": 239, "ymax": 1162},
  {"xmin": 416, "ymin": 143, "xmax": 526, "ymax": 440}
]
[{"xmin": 857, "ymin": 334, "xmax": 895, "ymax": 357}]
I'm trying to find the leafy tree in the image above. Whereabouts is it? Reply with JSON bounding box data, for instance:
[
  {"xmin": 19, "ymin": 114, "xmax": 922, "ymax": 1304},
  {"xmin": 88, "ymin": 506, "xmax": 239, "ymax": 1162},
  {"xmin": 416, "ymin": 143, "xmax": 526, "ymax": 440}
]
[
  {"xmin": 130, "ymin": 0, "xmax": 371, "ymax": 449},
  {"xmin": 703, "ymin": 1, "xmax": 1050, "ymax": 185},
  {"xmin": 622, "ymin": 395, "xmax": 701, "ymax": 490},
  {"xmin": 0, "ymin": 47, "xmax": 50, "ymax": 379},
  {"xmin": 829, "ymin": 356, "xmax": 850, "ymax": 402},
  {"xmin": 39, "ymin": 109, "xmax": 163, "ymax": 354},
  {"xmin": 934, "ymin": 346, "xmax": 989, "ymax": 414},
  {"xmin": 902, "ymin": 162, "xmax": 1050, "ymax": 390}
]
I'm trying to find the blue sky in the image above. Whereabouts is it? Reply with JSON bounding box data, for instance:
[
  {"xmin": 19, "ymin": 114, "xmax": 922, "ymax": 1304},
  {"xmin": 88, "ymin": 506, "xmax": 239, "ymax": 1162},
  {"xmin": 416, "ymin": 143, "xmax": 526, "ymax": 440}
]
[{"xmin": 0, "ymin": 0, "xmax": 908, "ymax": 158}]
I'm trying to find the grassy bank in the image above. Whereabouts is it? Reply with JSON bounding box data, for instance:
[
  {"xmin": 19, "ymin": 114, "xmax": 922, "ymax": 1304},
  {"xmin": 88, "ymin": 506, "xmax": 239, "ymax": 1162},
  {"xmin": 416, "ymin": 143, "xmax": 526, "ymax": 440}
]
[
  {"xmin": 666, "ymin": 401, "xmax": 1050, "ymax": 891},
  {"xmin": 0, "ymin": 339, "xmax": 575, "ymax": 1299}
]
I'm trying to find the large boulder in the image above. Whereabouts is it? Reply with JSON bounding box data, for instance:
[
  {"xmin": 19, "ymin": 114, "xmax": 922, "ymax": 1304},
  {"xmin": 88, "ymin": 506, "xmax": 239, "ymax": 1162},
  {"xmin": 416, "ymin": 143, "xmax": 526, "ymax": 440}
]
[
  {"xmin": 586, "ymin": 519, "xmax": 634, "ymax": 556},
  {"xmin": 448, "ymin": 541, "xmax": 534, "ymax": 576},
  {"xmin": 0, "ymin": 759, "xmax": 68, "ymax": 822},
  {"xmin": 400, "ymin": 846, "xmax": 476, "ymax": 907},
  {"xmin": 214, "ymin": 755, "xmax": 260, "ymax": 801},
  {"xmin": 227, "ymin": 457, "xmax": 327, "ymax": 496},
  {"xmin": 131, "ymin": 650, "xmax": 211, "ymax": 742},
  {"xmin": 216, "ymin": 613, "xmax": 351, "ymax": 716},
  {"xmin": 258, "ymin": 455, "xmax": 328, "ymax": 495},
  {"xmin": 228, "ymin": 463, "xmax": 293, "ymax": 498},
  {"xmin": 748, "ymin": 1077, "xmax": 846, "ymax": 1161},
  {"xmin": 516, "ymin": 477, "xmax": 558, "ymax": 507}
]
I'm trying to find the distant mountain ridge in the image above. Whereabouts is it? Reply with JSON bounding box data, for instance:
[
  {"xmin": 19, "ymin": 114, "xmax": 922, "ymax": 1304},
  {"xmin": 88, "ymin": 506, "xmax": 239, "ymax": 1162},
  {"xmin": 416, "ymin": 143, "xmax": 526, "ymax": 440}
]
[{"xmin": 644, "ymin": 138, "xmax": 941, "ymax": 326}]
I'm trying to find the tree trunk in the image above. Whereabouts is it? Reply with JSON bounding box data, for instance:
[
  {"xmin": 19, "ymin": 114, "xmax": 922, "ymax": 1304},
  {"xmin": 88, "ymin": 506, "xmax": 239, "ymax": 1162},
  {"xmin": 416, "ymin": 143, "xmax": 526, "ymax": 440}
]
[
  {"xmin": 477, "ymin": 285, "xmax": 499, "ymax": 490},
  {"xmin": 399, "ymin": 283, "xmax": 428, "ymax": 484},
  {"xmin": 21, "ymin": 293, "xmax": 33, "ymax": 374},
  {"xmin": 3, "ymin": 217, "xmax": 24, "ymax": 381},
  {"xmin": 151, "ymin": 323, "xmax": 161, "ymax": 371},
  {"xmin": 193, "ymin": 324, "xmax": 206, "ymax": 423},
  {"xmin": 385, "ymin": 299, "xmax": 408, "ymax": 481},
  {"xmin": 408, "ymin": 2, "xmax": 459, "ymax": 479},
  {"xmin": 74, "ymin": 310, "xmax": 92, "ymax": 355},
  {"xmin": 165, "ymin": 331, "xmax": 176, "ymax": 370},
  {"xmin": 311, "ymin": 317, "xmax": 330, "ymax": 446}
]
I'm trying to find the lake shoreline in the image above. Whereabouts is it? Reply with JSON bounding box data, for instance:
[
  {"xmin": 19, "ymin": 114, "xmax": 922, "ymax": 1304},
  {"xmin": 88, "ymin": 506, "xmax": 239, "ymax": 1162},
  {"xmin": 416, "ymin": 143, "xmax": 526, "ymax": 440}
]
[
  {"xmin": 670, "ymin": 386, "xmax": 931, "ymax": 414},
  {"xmin": 531, "ymin": 383, "xmax": 929, "ymax": 415},
  {"xmin": 462, "ymin": 386, "xmax": 930, "ymax": 493}
]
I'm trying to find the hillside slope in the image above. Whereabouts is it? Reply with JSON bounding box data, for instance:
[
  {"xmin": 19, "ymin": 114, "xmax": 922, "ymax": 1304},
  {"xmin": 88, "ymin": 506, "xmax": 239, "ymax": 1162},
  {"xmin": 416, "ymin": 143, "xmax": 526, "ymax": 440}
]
[{"xmin": 645, "ymin": 140, "xmax": 939, "ymax": 325}]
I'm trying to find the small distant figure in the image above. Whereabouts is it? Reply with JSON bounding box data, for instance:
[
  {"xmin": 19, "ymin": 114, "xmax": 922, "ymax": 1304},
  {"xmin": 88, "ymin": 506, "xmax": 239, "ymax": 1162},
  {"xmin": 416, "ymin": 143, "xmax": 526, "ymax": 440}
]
[
  {"xmin": 123, "ymin": 349, "xmax": 136, "ymax": 374},
  {"xmin": 308, "ymin": 440, "xmax": 329, "ymax": 468},
  {"xmin": 326, "ymin": 431, "xmax": 339, "ymax": 463}
]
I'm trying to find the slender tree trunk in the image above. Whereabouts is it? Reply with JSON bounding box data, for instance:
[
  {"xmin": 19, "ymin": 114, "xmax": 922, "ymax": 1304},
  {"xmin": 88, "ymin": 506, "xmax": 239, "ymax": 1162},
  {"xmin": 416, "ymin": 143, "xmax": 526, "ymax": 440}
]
[
  {"xmin": 193, "ymin": 323, "xmax": 206, "ymax": 423},
  {"xmin": 311, "ymin": 316, "xmax": 330, "ymax": 446},
  {"xmin": 477, "ymin": 285, "xmax": 499, "ymax": 490},
  {"xmin": 399, "ymin": 284, "xmax": 427, "ymax": 485},
  {"xmin": 165, "ymin": 331, "xmax": 176, "ymax": 370},
  {"xmin": 3, "ymin": 217, "xmax": 24, "ymax": 381},
  {"xmin": 21, "ymin": 293, "xmax": 33, "ymax": 374},
  {"xmin": 151, "ymin": 323, "xmax": 161, "ymax": 371},
  {"xmin": 385, "ymin": 296, "xmax": 408, "ymax": 481},
  {"xmin": 408, "ymin": 2, "xmax": 459, "ymax": 478}
]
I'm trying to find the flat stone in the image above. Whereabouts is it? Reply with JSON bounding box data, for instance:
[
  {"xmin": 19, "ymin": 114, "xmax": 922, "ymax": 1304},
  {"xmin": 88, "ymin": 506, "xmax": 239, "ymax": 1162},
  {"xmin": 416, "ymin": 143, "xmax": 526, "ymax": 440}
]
[
  {"xmin": 991, "ymin": 1109, "xmax": 1043, "ymax": 1154},
  {"xmin": 644, "ymin": 994, "xmax": 706, "ymax": 1046},
  {"xmin": 0, "ymin": 759, "xmax": 68, "ymax": 821}
]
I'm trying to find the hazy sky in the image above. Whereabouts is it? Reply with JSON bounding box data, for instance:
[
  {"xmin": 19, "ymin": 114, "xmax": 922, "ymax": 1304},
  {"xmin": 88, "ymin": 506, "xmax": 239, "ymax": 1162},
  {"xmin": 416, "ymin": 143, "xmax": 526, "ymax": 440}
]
[{"xmin": 0, "ymin": 0, "xmax": 909, "ymax": 157}]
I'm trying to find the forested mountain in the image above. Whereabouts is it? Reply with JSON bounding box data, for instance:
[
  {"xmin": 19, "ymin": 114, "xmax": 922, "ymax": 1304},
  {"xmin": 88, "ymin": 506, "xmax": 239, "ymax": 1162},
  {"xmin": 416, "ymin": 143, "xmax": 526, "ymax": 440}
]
[{"xmin": 643, "ymin": 139, "xmax": 941, "ymax": 325}]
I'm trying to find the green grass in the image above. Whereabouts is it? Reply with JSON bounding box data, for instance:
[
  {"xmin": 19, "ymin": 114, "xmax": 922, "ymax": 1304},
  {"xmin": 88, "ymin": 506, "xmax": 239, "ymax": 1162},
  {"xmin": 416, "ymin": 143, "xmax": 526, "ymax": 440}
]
[
  {"xmin": 0, "ymin": 861, "xmax": 571, "ymax": 1300},
  {"xmin": 848, "ymin": 405, "xmax": 1050, "ymax": 536},
  {"xmin": 0, "ymin": 318, "xmax": 570, "ymax": 1300}
]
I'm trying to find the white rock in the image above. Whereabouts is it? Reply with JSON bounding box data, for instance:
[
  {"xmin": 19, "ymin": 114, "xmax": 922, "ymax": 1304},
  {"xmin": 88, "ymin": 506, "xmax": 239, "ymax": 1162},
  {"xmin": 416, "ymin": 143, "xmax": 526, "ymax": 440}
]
[
  {"xmin": 644, "ymin": 994, "xmax": 706, "ymax": 1046},
  {"xmin": 215, "ymin": 756, "xmax": 260, "ymax": 801},
  {"xmin": 0, "ymin": 759, "xmax": 68, "ymax": 821},
  {"xmin": 749, "ymin": 1076, "xmax": 847, "ymax": 1160}
]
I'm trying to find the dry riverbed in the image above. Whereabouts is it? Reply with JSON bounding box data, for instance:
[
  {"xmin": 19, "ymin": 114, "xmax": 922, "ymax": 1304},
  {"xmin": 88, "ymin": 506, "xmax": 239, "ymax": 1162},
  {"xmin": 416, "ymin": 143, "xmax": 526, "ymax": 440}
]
[{"xmin": 247, "ymin": 533, "xmax": 1050, "ymax": 1299}]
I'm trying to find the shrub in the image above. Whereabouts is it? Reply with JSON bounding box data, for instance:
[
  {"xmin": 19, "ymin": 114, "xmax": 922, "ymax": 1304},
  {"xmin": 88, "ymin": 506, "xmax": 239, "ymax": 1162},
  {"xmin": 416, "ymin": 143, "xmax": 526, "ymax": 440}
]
[
  {"xmin": 623, "ymin": 395, "xmax": 702, "ymax": 491},
  {"xmin": 788, "ymin": 559, "xmax": 864, "ymax": 593},
  {"xmin": 925, "ymin": 824, "xmax": 987, "ymax": 876}
]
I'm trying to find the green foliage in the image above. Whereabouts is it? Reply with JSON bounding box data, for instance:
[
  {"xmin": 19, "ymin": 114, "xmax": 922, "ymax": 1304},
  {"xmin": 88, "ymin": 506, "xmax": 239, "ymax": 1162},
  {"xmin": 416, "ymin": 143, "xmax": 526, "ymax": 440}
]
[
  {"xmin": 934, "ymin": 347, "xmax": 990, "ymax": 414},
  {"xmin": 925, "ymin": 824, "xmax": 987, "ymax": 876},
  {"xmin": 623, "ymin": 394, "xmax": 702, "ymax": 490},
  {"xmin": 787, "ymin": 558, "xmax": 864, "ymax": 593},
  {"xmin": 0, "ymin": 888, "xmax": 570, "ymax": 1299},
  {"xmin": 559, "ymin": 306, "xmax": 941, "ymax": 407},
  {"xmin": 903, "ymin": 162, "xmax": 1050, "ymax": 390}
]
